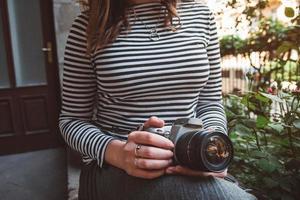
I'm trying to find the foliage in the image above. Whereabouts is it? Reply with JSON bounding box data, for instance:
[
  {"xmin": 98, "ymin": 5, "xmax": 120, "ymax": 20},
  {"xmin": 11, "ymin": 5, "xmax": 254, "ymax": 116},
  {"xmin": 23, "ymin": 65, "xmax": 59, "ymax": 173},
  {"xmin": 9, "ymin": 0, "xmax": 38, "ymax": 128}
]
[
  {"xmin": 220, "ymin": 35, "xmax": 248, "ymax": 56},
  {"xmin": 226, "ymin": 0, "xmax": 300, "ymax": 25},
  {"xmin": 220, "ymin": 1, "xmax": 300, "ymax": 199},
  {"xmin": 220, "ymin": 19, "xmax": 300, "ymax": 57},
  {"xmin": 220, "ymin": 18, "xmax": 300, "ymax": 84},
  {"xmin": 220, "ymin": 1, "xmax": 300, "ymax": 87},
  {"xmin": 225, "ymin": 87, "xmax": 300, "ymax": 199}
]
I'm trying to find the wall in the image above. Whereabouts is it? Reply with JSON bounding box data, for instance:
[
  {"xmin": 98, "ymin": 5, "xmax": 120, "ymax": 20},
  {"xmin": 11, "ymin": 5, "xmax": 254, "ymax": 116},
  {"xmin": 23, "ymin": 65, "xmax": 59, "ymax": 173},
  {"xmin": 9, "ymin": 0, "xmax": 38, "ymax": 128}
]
[
  {"xmin": 52, "ymin": 2, "xmax": 81, "ymax": 199},
  {"xmin": 53, "ymin": 0, "xmax": 80, "ymax": 78}
]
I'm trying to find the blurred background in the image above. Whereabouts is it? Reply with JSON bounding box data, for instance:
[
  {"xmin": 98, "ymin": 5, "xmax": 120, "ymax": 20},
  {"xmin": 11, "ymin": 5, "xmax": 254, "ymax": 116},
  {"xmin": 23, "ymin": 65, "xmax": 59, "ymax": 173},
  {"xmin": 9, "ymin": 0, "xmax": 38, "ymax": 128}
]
[{"xmin": 0, "ymin": 0, "xmax": 299, "ymax": 200}]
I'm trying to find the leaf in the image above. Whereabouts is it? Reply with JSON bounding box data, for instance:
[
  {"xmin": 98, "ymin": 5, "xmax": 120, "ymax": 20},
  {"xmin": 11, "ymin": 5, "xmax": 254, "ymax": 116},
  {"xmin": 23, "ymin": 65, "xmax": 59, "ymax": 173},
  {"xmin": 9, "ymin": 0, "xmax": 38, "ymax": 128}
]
[
  {"xmin": 268, "ymin": 123, "xmax": 284, "ymax": 134},
  {"xmin": 241, "ymin": 119, "xmax": 256, "ymax": 128},
  {"xmin": 234, "ymin": 124, "xmax": 252, "ymax": 135},
  {"xmin": 274, "ymin": 138, "xmax": 290, "ymax": 148},
  {"xmin": 229, "ymin": 131, "xmax": 239, "ymax": 140},
  {"xmin": 250, "ymin": 150, "xmax": 267, "ymax": 158},
  {"xmin": 228, "ymin": 119, "xmax": 238, "ymax": 127},
  {"xmin": 285, "ymin": 7, "xmax": 295, "ymax": 18},
  {"xmin": 256, "ymin": 115, "xmax": 269, "ymax": 129},
  {"xmin": 257, "ymin": 158, "xmax": 277, "ymax": 173},
  {"xmin": 268, "ymin": 156, "xmax": 282, "ymax": 169},
  {"xmin": 255, "ymin": 93, "xmax": 270, "ymax": 103},
  {"xmin": 293, "ymin": 119, "xmax": 300, "ymax": 129},
  {"xmin": 260, "ymin": 92, "xmax": 284, "ymax": 103}
]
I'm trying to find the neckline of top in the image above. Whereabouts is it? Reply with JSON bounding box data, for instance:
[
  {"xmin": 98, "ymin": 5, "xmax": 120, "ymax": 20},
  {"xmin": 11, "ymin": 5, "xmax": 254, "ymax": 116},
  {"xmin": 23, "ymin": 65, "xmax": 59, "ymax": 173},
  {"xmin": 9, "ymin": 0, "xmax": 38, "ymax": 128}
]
[
  {"xmin": 127, "ymin": 2, "xmax": 162, "ymax": 9},
  {"xmin": 127, "ymin": 0, "xmax": 196, "ymax": 9}
]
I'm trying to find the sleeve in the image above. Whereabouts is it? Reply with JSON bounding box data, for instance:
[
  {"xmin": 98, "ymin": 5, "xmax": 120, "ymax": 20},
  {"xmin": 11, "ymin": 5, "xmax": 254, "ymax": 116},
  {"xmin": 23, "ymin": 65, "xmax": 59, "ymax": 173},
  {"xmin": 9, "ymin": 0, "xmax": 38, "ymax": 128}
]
[
  {"xmin": 58, "ymin": 13, "xmax": 114, "ymax": 167},
  {"xmin": 195, "ymin": 11, "xmax": 228, "ymax": 135}
]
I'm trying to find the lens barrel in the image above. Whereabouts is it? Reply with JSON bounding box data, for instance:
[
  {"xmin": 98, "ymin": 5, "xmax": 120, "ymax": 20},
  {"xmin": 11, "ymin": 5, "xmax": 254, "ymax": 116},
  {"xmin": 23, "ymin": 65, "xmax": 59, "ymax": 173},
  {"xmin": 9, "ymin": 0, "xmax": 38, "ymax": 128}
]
[{"xmin": 175, "ymin": 130, "xmax": 233, "ymax": 172}]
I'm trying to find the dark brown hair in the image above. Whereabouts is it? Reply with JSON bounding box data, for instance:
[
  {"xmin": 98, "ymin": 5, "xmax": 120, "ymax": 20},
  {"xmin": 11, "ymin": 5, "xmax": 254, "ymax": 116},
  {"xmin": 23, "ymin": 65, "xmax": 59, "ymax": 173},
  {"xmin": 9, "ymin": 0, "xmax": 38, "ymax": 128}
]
[{"xmin": 79, "ymin": 0, "xmax": 181, "ymax": 54}]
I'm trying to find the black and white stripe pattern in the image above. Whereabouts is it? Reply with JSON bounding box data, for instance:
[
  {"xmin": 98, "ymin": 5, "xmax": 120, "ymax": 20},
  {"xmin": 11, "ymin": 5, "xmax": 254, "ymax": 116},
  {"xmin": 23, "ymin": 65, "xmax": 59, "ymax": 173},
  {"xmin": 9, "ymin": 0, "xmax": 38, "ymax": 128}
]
[{"xmin": 59, "ymin": 1, "xmax": 227, "ymax": 167}]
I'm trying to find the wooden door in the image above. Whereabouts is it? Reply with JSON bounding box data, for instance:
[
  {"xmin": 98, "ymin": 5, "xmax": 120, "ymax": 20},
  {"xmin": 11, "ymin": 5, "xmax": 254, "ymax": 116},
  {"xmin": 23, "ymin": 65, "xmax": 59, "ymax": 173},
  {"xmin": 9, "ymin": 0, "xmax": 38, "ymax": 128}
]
[{"xmin": 0, "ymin": 0, "xmax": 62, "ymax": 154}]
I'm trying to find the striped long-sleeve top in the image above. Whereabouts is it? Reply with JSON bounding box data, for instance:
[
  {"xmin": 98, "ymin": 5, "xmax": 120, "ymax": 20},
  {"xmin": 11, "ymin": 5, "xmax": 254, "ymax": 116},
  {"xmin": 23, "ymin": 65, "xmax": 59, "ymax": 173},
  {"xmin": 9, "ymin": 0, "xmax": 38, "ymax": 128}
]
[{"xmin": 59, "ymin": 1, "xmax": 227, "ymax": 168}]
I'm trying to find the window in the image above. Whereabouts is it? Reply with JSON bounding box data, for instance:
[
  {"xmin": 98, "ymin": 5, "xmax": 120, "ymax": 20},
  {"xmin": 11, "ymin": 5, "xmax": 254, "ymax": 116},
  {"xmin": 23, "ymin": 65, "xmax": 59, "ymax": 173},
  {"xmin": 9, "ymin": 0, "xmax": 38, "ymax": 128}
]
[
  {"xmin": 0, "ymin": 0, "xmax": 47, "ymax": 89},
  {"xmin": 0, "ymin": 10, "xmax": 10, "ymax": 88}
]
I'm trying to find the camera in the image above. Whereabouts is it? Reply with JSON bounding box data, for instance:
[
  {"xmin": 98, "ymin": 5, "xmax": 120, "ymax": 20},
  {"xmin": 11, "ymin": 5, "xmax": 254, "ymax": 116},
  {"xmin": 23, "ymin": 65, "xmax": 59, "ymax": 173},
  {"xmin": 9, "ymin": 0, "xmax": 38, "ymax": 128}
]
[{"xmin": 145, "ymin": 118, "xmax": 233, "ymax": 172}]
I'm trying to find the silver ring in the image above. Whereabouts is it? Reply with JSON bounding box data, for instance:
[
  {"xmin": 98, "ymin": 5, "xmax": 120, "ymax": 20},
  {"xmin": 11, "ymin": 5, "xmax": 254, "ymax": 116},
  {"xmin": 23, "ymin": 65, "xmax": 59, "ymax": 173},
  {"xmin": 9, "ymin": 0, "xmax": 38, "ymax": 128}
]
[{"xmin": 135, "ymin": 144, "xmax": 142, "ymax": 157}]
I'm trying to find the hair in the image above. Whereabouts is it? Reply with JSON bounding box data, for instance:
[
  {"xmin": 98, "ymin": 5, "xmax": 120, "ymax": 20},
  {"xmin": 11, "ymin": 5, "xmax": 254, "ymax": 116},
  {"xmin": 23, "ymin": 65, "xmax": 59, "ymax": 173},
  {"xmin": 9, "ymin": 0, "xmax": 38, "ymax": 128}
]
[{"xmin": 78, "ymin": 0, "xmax": 182, "ymax": 54}]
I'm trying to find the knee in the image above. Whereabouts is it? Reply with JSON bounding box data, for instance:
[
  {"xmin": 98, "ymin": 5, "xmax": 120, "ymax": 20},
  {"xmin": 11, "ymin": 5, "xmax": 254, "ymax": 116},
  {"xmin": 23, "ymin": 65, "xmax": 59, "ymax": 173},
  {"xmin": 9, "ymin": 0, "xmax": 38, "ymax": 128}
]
[{"xmin": 214, "ymin": 178, "xmax": 257, "ymax": 200}]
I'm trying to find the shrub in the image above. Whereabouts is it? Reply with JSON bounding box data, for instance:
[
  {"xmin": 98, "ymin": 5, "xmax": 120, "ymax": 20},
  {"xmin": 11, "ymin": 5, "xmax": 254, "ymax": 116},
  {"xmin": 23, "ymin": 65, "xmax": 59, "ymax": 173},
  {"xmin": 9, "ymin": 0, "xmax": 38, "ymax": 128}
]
[{"xmin": 225, "ymin": 82, "xmax": 300, "ymax": 199}]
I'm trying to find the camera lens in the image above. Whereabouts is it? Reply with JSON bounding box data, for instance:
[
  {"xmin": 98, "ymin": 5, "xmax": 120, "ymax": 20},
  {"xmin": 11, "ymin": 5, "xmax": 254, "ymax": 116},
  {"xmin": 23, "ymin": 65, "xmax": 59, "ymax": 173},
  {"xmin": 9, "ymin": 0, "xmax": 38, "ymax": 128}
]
[
  {"xmin": 174, "ymin": 130, "xmax": 233, "ymax": 172},
  {"xmin": 200, "ymin": 132, "xmax": 233, "ymax": 171},
  {"xmin": 204, "ymin": 136, "xmax": 230, "ymax": 165}
]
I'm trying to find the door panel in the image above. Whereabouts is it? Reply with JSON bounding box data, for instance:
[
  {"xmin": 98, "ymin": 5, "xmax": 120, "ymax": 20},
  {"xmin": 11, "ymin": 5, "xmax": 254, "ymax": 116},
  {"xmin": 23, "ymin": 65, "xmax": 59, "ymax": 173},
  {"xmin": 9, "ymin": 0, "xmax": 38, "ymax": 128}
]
[
  {"xmin": 0, "ymin": 0, "xmax": 62, "ymax": 155},
  {"xmin": 21, "ymin": 94, "xmax": 50, "ymax": 135},
  {"xmin": 0, "ymin": 98, "xmax": 14, "ymax": 136}
]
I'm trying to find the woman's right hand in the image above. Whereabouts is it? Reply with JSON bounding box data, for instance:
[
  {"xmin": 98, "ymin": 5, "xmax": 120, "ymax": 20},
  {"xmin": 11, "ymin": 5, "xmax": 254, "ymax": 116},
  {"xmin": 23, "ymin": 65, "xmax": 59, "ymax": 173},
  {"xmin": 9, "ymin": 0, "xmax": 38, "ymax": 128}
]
[
  {"xmin": 122, "ymin": 129, "xmax": 174, "ymax": 179},
  {"xmin": 105, "ymin": 117, "xmax": 174, "ymax": 179}
]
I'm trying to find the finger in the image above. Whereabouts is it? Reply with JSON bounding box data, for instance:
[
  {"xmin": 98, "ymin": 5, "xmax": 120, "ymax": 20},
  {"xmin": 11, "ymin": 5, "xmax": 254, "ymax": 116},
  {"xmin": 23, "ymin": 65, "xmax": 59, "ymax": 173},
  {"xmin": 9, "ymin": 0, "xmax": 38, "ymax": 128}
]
[
  {"xmin": 166, "ymin": 165, "xmax": 227, "ymax": 177},
  {"xmin": 135, "ymin": 158, "xmax": 172, "ymax": 170},
  {"xmin": 210, "ymin": 169, "xmax": 228, "ymax": 178},
  {"xmin": 169, "ymin": 166, "xmax": 209, "ymax": 176},
  {"xmin": 127, "ymin": 168, "xmax": 165, "ymax": 179},
  {"xmin": 204, "ymin": 168, "xmax": 227, "ymax": 178},
  {"xmin": 137, "ymin": 145, "xmax": 173, "ymax": 160},
  {"xmin": 129, "ymin": 131, "xmax": 174, "ymax": 149},
  {"xmin": 143, "ymin": 116, "xmax": 165, "ymax": 129},
  {"xmin": 210, "ymin": 171, "xmax": 227, "ymax": 178}
]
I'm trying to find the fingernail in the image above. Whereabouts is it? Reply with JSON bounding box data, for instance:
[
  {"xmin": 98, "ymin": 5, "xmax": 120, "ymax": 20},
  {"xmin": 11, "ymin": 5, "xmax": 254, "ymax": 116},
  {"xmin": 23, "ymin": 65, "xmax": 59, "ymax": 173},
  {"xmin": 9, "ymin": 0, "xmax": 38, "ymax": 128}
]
[
  {"xmin": 166, "ymin": 168, "xmax": 174, "ymax": 174},
  {"xmin": 167, "ymin": 142, "xmax": 175, "ymax": 148}
]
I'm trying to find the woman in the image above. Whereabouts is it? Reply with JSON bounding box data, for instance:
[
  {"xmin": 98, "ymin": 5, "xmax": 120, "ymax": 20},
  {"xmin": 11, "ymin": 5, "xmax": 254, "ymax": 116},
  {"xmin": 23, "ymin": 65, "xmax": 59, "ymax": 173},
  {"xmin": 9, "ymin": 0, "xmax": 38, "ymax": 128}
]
[{"xmin": 59, "ymin": 0, "xmax": 256, "ymax": 199}]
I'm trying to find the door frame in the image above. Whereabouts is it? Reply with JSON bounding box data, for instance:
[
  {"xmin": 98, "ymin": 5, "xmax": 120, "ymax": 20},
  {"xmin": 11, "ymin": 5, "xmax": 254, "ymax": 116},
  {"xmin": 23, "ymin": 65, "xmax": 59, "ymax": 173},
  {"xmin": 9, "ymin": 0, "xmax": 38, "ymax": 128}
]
[{"xmin": 0, "ymin": 0, "xmax": 63, "ymax": 155}]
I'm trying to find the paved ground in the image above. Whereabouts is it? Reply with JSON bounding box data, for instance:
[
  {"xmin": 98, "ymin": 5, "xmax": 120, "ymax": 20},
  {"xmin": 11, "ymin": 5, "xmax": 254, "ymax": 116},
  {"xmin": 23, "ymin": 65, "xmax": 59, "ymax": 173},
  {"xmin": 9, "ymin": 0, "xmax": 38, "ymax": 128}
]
[
  {"xmin": 0, "ymin": 148, "xmax": 67, "ymax": 200},
  {"xmin": 0, "ymin": 147, "xmax": 82, "ymax": 200}
]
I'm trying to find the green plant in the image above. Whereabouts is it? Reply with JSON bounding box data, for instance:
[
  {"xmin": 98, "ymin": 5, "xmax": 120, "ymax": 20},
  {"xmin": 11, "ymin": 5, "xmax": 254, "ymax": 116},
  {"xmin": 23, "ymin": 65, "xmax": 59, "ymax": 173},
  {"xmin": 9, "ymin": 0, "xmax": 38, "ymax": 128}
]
[
  {"xmin": 224, "ymin": 82, "xmax": 300, "ymax": 199},
  {"xmin": 219, "ymin": 2, "xmax": 300, "ymax": 198},
  {"xmin": 220, "ymin": 1, "xmax": 300, "ymax": 88},
  {"xmin": 221, "ymin": 20, "xmax": 300, "ymax": 91}
]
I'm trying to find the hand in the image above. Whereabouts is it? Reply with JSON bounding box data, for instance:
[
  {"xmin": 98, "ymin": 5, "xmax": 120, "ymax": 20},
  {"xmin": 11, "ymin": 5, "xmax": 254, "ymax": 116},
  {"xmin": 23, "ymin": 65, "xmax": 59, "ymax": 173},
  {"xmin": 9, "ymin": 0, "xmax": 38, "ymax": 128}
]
[
  {"xmin": 165, "ymin": 165, "xmax": 227, "ymax": 178},
  {"xmin": 120, "ymin": 116, "xmax": 174, "ymax": 179}
]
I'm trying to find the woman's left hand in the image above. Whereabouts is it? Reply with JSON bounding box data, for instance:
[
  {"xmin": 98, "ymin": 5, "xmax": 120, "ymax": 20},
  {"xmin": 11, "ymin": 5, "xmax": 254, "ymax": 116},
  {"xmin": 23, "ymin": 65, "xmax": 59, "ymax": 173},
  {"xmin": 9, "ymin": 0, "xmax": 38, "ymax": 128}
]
[{"xmin": 165, "ymin": 165, "xmax": 227, "ymax": 178}]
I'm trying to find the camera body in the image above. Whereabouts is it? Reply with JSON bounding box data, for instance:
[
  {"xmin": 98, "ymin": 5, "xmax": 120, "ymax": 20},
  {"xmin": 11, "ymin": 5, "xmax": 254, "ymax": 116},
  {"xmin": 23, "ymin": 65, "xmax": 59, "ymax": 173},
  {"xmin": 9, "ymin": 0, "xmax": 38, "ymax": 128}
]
[{"xmin": 145, "ymin": 118, "xmax": 233, "ymax": 172}]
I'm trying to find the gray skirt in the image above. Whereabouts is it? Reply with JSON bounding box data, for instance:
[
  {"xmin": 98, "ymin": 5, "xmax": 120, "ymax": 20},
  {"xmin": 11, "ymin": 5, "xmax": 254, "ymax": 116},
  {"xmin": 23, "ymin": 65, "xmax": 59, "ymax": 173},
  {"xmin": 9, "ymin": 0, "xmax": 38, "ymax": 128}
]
[{"xmin": 78, "ymin": 161, "xmax": 256, "ymax": 200}]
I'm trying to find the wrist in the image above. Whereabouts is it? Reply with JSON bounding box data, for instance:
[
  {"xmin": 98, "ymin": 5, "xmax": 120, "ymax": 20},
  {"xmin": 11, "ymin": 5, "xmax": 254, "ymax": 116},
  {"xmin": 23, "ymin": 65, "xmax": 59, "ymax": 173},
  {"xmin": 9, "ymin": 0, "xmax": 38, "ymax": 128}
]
[{"xmin": 104, "ymin": 139, "xmax": 126, "ymax": 169}]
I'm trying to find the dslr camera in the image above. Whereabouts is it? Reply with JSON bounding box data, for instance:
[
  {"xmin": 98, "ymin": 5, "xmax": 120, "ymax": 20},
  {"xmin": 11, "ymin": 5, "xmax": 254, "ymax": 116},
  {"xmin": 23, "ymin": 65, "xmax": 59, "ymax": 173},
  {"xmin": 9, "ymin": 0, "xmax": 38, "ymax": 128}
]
[{"xmin": 145, "ymin": 118, "xmax": 233, "ymax": 172}]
